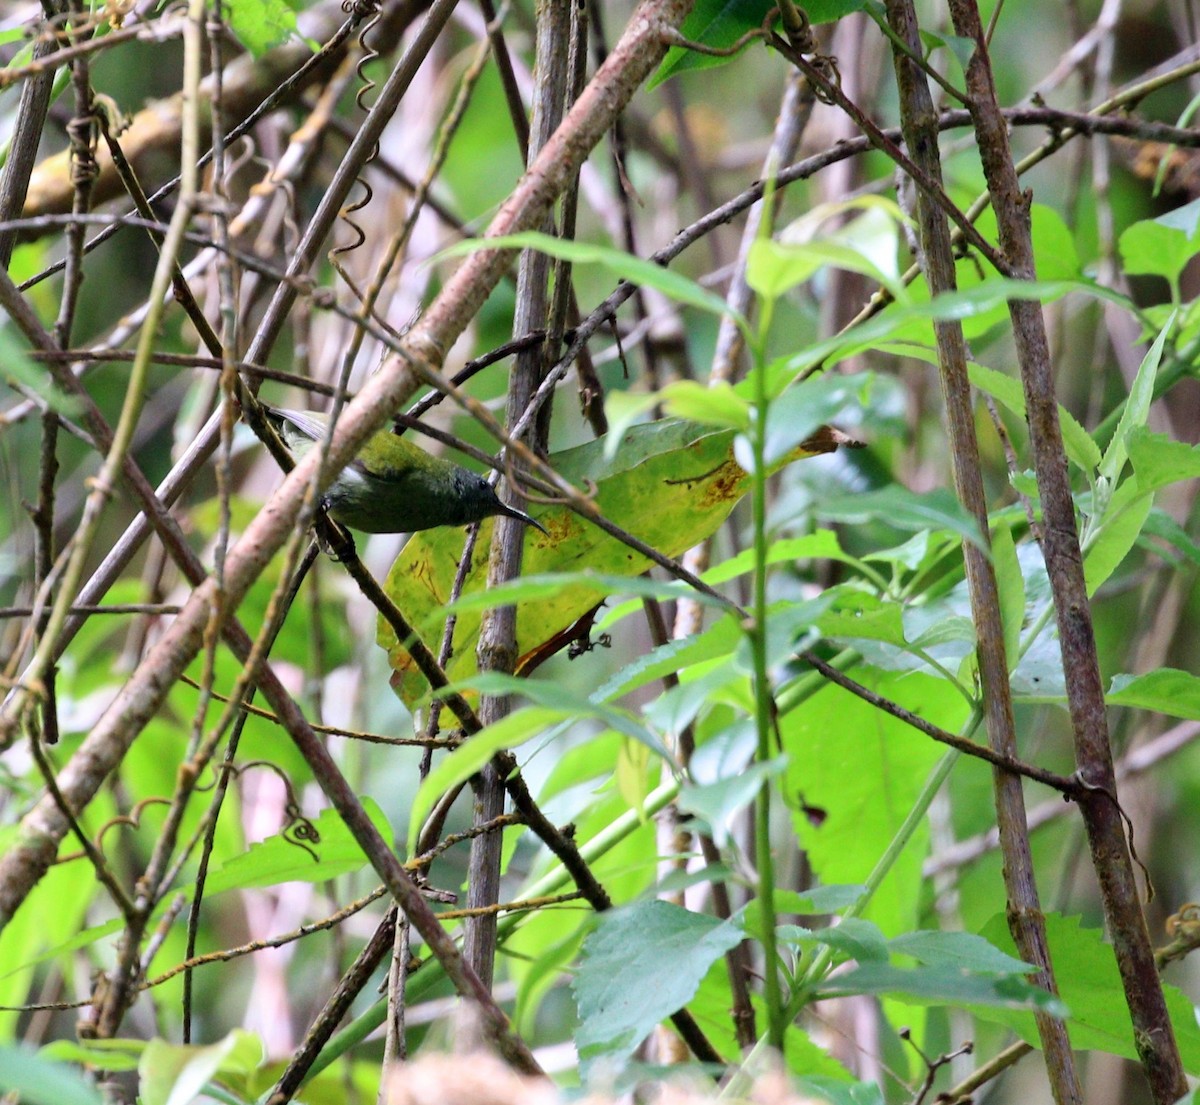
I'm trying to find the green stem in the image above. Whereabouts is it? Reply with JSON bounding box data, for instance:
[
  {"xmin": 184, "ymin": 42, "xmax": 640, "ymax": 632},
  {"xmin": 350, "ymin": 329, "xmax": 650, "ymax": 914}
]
[{"xmin": 749, "ymin": 323, "xmax": 785, "ymax": 1050}]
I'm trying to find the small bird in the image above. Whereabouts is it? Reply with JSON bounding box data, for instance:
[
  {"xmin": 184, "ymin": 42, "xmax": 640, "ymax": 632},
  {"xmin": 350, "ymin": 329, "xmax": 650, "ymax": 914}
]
[{"xmin": 263, "ymin": 406, "xmax": 547, "ymax": 535}]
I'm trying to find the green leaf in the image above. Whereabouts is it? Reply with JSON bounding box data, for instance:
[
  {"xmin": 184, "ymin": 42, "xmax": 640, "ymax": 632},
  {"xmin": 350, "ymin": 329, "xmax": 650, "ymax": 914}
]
[
  {"xmin": 440, "ymin": 571, "xmax": 725, "ymax": 617},
  {"xmin": 782, "ymin": 671, "xmax": 965, "ymax": 934},
  {"xmin": 702, "ymin": 530, "xmax": 863, "ymax": 585},
  {"xmin": 762, "ymin": 373, "xmax": 869, "ymax": 465},
  {"xmin": 139, "ymin": 1031, "xmax": 263, "ymax": 1105},
  {"xmin": 649, "ymin": 0, "xmax": 774, "ymax": 90},
  {"xmin": 382, "ymin": 419, "xmax": 843, "ymax": 707},
  {"xmin": 1083, "ymin": 481, "xmax": 1153, "ymax": 596},
  {"xmin": 967, "ymin": 360, "xmax": 1101, "ymax": 473},
  {"xmin": 781, "ymin": 275, "xmax": 1129, "ymax": 388},
  {"xmin": 1119, "ymin": 199, "xmax": 1200, "ymax": 286},
  {"xmin": 661, "ymin": 379, "xmax": 752, "ymax": 431},
  {"xmin": 888, "ymin": 930, "xmax": 1033, "ymax": 975},
  {"xmin": 747, "ymin": 237, "xmax": 905, "ymax": 303},
  {"xmin": 1100, "ymin": 314, "xmax": 1174, "ymax": 482},
  {"xmin": 603, "ymin": 391, "xmax": 662, "ymax": 456},
  {"xmin": 203, "ymin": 801, "xmax": 393, "ymax": 896},
  {"xmin": 0, "ymin": 1046, "xmax": 105, "ymax": 1105},
  {"xmin": 440, "ymin": 233, "xmax": 740, "ymax": 325},
  {"xmin": 677, "ymin": 757, "xmax": 787, "ymax": 846},
  {"xmin": 596, "ymin": 613, "xmax": 742, "ymax": 704},
  {"xmin": 816, "ymin": 486, "xmax": 983, "ymax": 548},
  {"xmin": 1108, "ymin": 668, "xmax": 1200, "ymax": 720},
  {"xmin": 0, "ymin": 326, "xmax": 84, "ymax": 416},
  {"xmin": 809, "ymin": 918, "xmax": 890, "ymax": 963},
  {"xmin": 1142, "ymin": 506, "xmax": 1200, "ymax": 567},
  {"xmin": 818, "ymin": 962, "xmax": 1067, "ymax": 1015},
  {"xmin": 1128, "ymin": 426, "xmax": 1200, "ymax": 492},
  {"xmin": 407, "ymin": 706, "xmax": 566, "ymax": 848},
  {"xmin": 574, "ymin": 901, "xmax": 741, "ymax": 1069},
  {"xmin": 978, "ymin": 913, "xmax": 1200, "ymax": 1070},
  {"xmin": 458, "ymin": 672, "xmax": 674, "ymax": 762},
  {"xmin": 649, "ymin": 0, "xmax": 869, "ymax": 87},
  {"xmin": 917, "ymin": 27, "xmax": 975, "ymax": 80},
  {"xmin": 991, "ymin": 522, "xmax": 1024, "ymax": 662},
  {"xmin": 816, "ymin": 590, "xmax": 906, "ymax": 647},
  {"xmin": 792, "ymin": 1076, "xmax": 886, "ymax": 1105},
  {"xmin": 227, "ymin": 0, "xmax": 299, "ymax": 55}
]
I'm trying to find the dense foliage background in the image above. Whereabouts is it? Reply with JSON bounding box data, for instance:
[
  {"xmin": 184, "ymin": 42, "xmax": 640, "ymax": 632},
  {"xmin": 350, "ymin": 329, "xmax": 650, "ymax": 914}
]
[{"xmin": 1, "ymin": 0, "xmax": 1200, "ymax": 1102}]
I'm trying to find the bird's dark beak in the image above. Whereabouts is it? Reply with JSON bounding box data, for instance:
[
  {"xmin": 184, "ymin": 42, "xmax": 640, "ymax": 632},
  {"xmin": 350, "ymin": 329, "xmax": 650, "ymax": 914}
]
[{"xmin": 499, "ymin": 503, "xmax": 549, "ymax": 536}]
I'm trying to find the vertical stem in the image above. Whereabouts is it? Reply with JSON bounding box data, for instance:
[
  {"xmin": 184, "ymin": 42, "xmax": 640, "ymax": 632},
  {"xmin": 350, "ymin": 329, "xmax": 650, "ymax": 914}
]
[
  {"xmin": 944, "ymin": 3, "xmax": 1188, "ymax": 1100},
  {"xmin": 749, "ymin": 318, "xmax": 783, "ymax": 1050},
  {"xmin": 468, "ymin": 0, "xmax": 573, "ymax": 987},
  {"xmin": 881, "ymin": 2, "xmax": 1081, "ymax": 1100}
]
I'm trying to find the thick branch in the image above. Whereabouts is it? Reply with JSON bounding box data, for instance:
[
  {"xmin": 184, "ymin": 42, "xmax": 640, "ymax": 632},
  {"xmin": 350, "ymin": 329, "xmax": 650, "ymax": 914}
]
[{"xmin": 945, "ymin": 2, "xmax": 1187, "ymax": 1100}]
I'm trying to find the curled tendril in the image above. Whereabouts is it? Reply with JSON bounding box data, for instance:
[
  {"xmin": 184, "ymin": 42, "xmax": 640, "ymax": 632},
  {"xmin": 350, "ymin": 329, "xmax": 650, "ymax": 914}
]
[
  {"xmin": 53, "ymin": 797, "xmax": 170, "ymax": 865},
  {"xmin": 329, "ymin": 1, "xmax": 383, "ymax": 297},
  {"xmin": 232, "ymin": 760, "xmax": 322, "ymax": 862}
]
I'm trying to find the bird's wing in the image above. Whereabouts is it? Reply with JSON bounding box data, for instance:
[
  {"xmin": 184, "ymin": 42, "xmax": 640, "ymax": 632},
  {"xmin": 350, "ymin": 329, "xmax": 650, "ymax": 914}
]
[{"xmin": 267, "ymin": 407, "xmax": 328, "ymax": 444}]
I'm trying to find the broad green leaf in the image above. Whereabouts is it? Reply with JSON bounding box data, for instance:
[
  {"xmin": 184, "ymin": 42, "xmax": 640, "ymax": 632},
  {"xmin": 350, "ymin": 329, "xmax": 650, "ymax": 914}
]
[
  {"xmin": 407, "ymin": 706, "xmax": 566, "ymax": 847},
  {"xmin": 381, "ymin": 420, "xmax": 844, "ymax": 707},
  {"xmin": 888, "ymin": 930, "xmax": 1033, "ymax": 975},
  {"xmin": 596, "ymin": 613, "xmax": 743, "ymax": 704},
  {"xmin": 1100, "ymin": 314, "xmax": 1173, "ymax": 482},
  {"xmin": 816, "ymin": 485, "xmax": 983, "ymax": 548},
  {"xmin": 440, "ymin": 571, "xmax": 726, "ymax": 617},
  {"xmin": 762, "ymin": 373, "xmax": 870, "ymax": 465},
  {"xmin": 139, "ymin": 1031, "xmax": 263, "ymax": 1105},
  {"xmin": 747, "ymin": 237, "xmax": 905, "ymax": 302},
  {"xmin": 1142, "ymin": 506, "xmax": 1200, "ymax": 567},
  {"xmin": 649, "ymin": 0, "xmax": 869, "ymax": 89},
  {"xmin": 1119, "ymin": 200, "xmax": 1200, "ymax": 287},
  {"xmin": 677, "ymin": 757, "xmax": 787, "ymax": 846},
  {"xmin": 204, "ymin": 801, "xmax": 392, "ymax": 896},
  {"xmin": 1128, "ymin": 426, "xmax": 1200, "ymax": 492},
  {"xmin": 459, "ymin": 671, "xmax": 674, "ymax": 762},
  {"xmin": 0, "ymin": 326, "xmax": 83, "ymax": 416},
  {"xmin": 440, "ymin": 233, "xmax": 739, "ymax": 324},
  {"xmin": 991, "ymin": 522, "xmax": 1024, "ymax": 662},
  {"xmin": 0, "ymin": 1047, "xmax": 104, "ymax": 1105},
  {"xmin": 967, "ymin": 360, "xmax": 1101, "ymax": 473},
  {"xmin": 574, "ymin": 901, "xmax": 742, "ymax": 1070},
  {"xmin": 916, "ymin": 27, "xmax": 975, "ymax": 81},
  {"xmin": 791, "ymin": 885, "xmax": 868, "ymax": 914},
  {"xmin": 40, "ymin": 1040, "xmax": 143, "ymax": 1072},
  {"xmin": 907, "ymin": 615, "xmax": 975, "ymax": 651},
  {"xmin": 979, "ymin": 913, "xmax": 1200, "ymax": 1070},
  {"xmin": 1108, "ymin": 668, "xmax": 1200, "ymax": 720},
  {"xmin": 603, "ymin": 391, "xmax": 661, "ymax": 457},
  {"xmin": 792, "ymin": 1076, "xmax": 885, "ymax": 1105},
  {"xmin": 807, "ymin": 918, "xmax": 890, "ymax": 963},
  {"xmin": 741, "ymin": 888, "xmax": 868, "ymax": 943},
  {"xmin": 816, "ymin": 590, "xmax": 906, "ymax": 647},
  {"xmin": 0, "ymin": 833, "xmax": 93, "ymax": 1032},
  {"xmin": 1083, "ymin": 481, "xmax": 1153, "ymax": 596},
  {"xmin": 701, "ymin": 530, "xmax": 863, "ymax": 585},
  {"xmin": 660, "ymin": 379, "xmax": 751, "ymax": 431},
  {"xmin": 227, "ymin": 0, "xmax": 299, "ymax": 55},
  {"xmin": 782, "ymin": 671, "xmax": 965, "ymax": 934},
  {"xmin": 752, "ymin": 594, "xmax": 836, "ymax": 669},
  {"xmin": 600, "ymin": 530, "xmax": 865, "ymax": 630},
  {"xmin": 649, "ymin": 0, "xmax": 774, "ymax": 90},
  {"xmin": 777, "ymin": 275, "xmax": 1129, "ymax": 388},
  {"xmin": 615, "ymin": 737, "xmax": 653, "ymax": 817},
  {"xmin": 819, "ymin": 962, "xmax": 1066, "ymax": 1015},
  {"xmin": 605, "ymin": 382, "xmax": 752, "ymax": 461}
]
